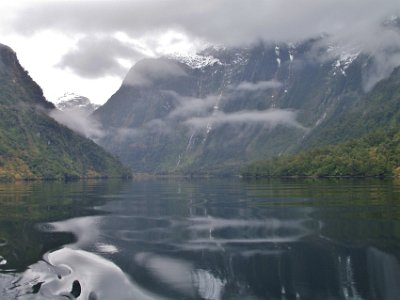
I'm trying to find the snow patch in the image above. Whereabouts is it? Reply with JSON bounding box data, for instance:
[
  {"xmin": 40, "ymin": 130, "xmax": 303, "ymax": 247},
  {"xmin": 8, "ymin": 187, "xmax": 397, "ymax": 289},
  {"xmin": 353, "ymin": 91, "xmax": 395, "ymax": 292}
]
[
  {"xmin": 328, "ymin": 46, "xmax": 360, "ymax": 76},
  {"xmin": 231, "ymin": 52, "xmax": 249, "ymax": 66},
  {"xmin": 55, "ymin": 92, "xmax": 100, "ymax": 114},
  {"xmin": 169, "ymin": 53, "xmax": 222, "ymax": 69}
]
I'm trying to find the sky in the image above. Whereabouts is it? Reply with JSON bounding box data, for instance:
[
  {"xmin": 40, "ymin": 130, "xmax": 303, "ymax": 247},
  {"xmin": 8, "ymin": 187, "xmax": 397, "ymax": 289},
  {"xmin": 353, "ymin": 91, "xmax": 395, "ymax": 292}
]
[{"xmin": 1, "ymin": 0, "xmax": 399, "ymax": 105}]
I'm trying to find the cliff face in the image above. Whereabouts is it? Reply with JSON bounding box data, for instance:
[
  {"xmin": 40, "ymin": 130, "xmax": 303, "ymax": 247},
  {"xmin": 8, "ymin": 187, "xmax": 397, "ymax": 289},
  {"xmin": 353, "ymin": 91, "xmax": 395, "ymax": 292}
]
[
  {"xmin": 94, "ymin": 40, "xmax": 370, "ymax": 174},
  {"xmin": 0, "ymin": 44, "xmax": 130, "ymax": 180}
]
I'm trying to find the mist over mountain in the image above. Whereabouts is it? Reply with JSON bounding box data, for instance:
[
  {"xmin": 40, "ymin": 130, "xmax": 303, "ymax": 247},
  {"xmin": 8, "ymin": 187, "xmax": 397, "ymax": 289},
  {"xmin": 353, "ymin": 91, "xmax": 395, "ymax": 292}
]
[
  {"xmin": 93, "ymin": 38, "xmax": 391, "ymax": 174},
  {"xmin": 0, "ymin": 43, "xmax": 130, "ymax": 180},
  {"xmin": 50, "ymin": 92, "xmax": 104, "ymax": 140}
]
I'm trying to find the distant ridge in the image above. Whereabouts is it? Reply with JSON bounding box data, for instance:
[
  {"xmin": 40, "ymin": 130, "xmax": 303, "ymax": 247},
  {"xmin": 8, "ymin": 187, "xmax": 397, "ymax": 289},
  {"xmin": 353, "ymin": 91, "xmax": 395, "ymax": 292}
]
[{"xmin": 55, "ymin": 92, "xmax": 100, "ymax": 114}]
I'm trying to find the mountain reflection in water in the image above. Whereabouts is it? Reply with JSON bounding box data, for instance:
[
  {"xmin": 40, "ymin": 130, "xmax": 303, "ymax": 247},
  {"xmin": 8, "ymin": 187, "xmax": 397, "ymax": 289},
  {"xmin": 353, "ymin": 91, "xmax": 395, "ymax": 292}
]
[{"xmin": 0, "ymin": 179, "xmax": 400, "ymax": 299}]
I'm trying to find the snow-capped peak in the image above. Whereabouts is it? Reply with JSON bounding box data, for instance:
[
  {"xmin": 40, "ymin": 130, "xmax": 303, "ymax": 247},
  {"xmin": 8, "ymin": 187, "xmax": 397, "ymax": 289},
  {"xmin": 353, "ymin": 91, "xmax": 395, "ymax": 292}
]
[
  {"xmin": 55, "ymin": 92, "xmax": 100, "ymax": 114},
  {"xmin": 168, "ymin": 53, "xmax": 222, "ymax": 69},
  {"xmin": 56, "ymin": 92, "xmax": 88, "ymax": 104}
]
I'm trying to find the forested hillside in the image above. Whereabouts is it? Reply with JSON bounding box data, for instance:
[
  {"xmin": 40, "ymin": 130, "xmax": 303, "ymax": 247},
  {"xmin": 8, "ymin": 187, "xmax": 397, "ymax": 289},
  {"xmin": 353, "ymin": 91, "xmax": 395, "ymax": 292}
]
[
  {"xmin": 243, "ymin": 67, "xmax": 400, "ymax": 178},
  {"xmin": 242, "ymin": 129, "xmax": 400, "ymax": 178},
  {"xmin": 0, "ymin": 44, "xmax": 131, "ymax": 181}
]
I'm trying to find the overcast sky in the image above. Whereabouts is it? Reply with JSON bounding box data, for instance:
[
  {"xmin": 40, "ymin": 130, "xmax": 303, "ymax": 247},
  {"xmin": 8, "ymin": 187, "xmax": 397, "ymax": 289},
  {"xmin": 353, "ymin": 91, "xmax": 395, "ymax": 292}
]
[{"xmin": 1, "ymin": 0, "xmax": 399, "ymax": 104}]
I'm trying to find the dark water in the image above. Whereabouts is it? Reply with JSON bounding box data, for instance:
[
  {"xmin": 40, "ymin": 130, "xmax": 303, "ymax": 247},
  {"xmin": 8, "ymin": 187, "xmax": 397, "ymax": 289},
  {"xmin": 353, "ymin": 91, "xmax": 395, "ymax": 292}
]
[{"xmin": 0, "ymin": 179, "xmax": 400, "ymax": 299}]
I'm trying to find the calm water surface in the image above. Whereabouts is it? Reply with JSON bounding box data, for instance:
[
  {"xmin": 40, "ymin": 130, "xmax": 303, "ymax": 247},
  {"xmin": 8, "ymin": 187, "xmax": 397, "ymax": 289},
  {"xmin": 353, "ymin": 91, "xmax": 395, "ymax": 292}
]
[{"xmin": 0, "ymin": 178, "xmax": 400, "ymax": 299}]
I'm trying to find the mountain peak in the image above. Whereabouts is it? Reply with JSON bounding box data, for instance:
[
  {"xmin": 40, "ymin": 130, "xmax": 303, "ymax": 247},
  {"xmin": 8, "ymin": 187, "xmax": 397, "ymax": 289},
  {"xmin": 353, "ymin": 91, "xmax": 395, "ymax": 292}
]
[
  {"xmin": 167, "ymin": 53, "xmax": 222, "ymax": 69},
  {"xmin": 0, "ymin": 43, "xmax": 15, "ymax": 55},
  {"xmin": 55, "ymin": 93, "xmax": 100, "ymax": 114}
]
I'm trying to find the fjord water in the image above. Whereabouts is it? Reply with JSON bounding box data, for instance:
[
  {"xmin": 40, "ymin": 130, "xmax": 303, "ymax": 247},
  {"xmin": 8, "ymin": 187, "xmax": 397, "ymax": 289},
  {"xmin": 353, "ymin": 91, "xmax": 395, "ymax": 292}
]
[{"xmin": 0, "ymin": 179, "xmax": 400, "ymax": 299}]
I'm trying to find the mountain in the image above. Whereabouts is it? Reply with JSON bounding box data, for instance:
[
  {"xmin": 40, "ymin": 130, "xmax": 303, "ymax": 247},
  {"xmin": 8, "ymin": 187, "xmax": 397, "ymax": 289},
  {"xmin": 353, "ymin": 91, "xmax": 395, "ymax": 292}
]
[
  {"xmin": 55, "ymin": 92, "xmax": 100, "ymax": 115},
  {"xmin": 301, "ymin": 66, "xmax": 400, "ymax": 147},
  {"xmin": 242, "ymin": 66, "xmax": 400, "ymax": 177},
  {"xmin": 94, "ymin": 39, "xmax": 399, "ymax": 175},
  {"xmin": 0, "ymin": 43, "xmax": 130, "ymax": 181}
]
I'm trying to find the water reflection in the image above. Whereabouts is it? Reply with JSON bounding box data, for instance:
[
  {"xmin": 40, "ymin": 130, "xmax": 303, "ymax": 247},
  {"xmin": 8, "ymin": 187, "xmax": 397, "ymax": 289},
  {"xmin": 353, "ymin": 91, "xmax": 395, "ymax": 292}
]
[
  {"xmin": 0, "ymin": 180, "xmax": 127, "ymax": 273},
  {"xmin": 0, "ymin": 179, "xmax": 400, "ymax": 299},
  {"xmin": 12, "ymin": 248, "xmax": 165, "ymax": 300}
]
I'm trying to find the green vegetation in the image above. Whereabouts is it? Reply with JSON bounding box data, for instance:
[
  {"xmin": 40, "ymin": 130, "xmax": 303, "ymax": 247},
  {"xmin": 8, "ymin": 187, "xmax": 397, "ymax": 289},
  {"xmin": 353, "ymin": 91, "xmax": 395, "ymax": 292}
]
[
  {"xmin": 242, "ymin": 66, "xmax": 400, "ymax": 179},
  {"xmin": 0, "ymin": 106, "xmax": 131, "ymax": 181},
  {"xmin": 242, "ymin": 128, "xmax": 400, "ymax": 178},
  {"xmin": 0, "ymin": 44, "xmax": 131, "ymax": 181},
  {"xmin": 303, "ymin": 66, "xmax": 400, "ymax": 148}
]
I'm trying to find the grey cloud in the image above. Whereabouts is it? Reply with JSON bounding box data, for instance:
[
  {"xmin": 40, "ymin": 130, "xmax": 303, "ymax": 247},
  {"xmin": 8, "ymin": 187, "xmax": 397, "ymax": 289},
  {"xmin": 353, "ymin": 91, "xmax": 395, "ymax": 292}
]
[
  {"xmin": 110, "ymin": 92, "xmax": 304, "ymax": 143},
  {"xmin": 49, "ymin": 109, "xmax": 104, "ymax": 140},
  {"xmin": 315, "ymin": 17, "xmax": 400, "ymax": 91},
  {"xmin": 233, "ymin": 80, "xmax": 283, "ymax": 92},
  {"xmin": 363, "ymin": 50, "xmax": 400, "ymax": 92},
  {"xmin": 360, "ymin": 27, "xmax": 400, "ymax": 91},
  {"xmin": 163, "ymin": 92, "xmax": 303, "ymax": 130},
  {"xmin": 123, "ymin": 59, "xmax": 186, "ymax": 86},
  {"xmin": 184, "ymin": 109, "xmax": 304, "ymax": 130},
  {"xmin": 164, "ymin": 91, "xmax": 218, "ymax": 119},
  {"xmin": 11, "ymin": 0, "xmax": 400, "ymax": 45},
  {"xmin": 57, "ymin": 36, "xmax": 144, "ymax": 78},
  {"xmin": 10, "ymin": 0, "xmax": 400, "ymax": 88}
]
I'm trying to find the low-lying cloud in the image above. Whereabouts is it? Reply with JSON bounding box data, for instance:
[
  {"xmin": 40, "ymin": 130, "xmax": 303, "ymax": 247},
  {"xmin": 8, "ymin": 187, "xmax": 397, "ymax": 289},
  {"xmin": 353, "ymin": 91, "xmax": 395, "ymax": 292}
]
[
  {"xmin": 162, "ymin": 90, "xmax": 304, "ymax": 131},
  {"xmin": 184, "ymin": 109, "xmax": 303, "ymax": 130},
  {"xmin": 165, "ymin": 92, "xmax": 218, "ymax": 119},
  {"xmin": 164, "ymin": 82, "xmax": 282, "ymax": 122},
  {"xmin": 233, "ymin": 80, "xmax": 283, "ymax": 92},
  {"xmin": 49, "ymin": 109, "xmax": 104, "ymax": 140},
  {"xmin": 107, "ymin": 90, "xmax": 306, "ymax": 143}
]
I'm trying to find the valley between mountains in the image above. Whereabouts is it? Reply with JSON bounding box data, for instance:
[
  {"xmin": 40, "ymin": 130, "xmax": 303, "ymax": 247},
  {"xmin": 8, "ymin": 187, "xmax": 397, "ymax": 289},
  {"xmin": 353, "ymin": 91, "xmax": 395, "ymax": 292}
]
[
  {"xmin": 2, "ymin": 37, "xmax": 400, "ymax": 179},
  {"xmin": 0, "ymin": 44, "xmax": 130, "ymax": 181}
]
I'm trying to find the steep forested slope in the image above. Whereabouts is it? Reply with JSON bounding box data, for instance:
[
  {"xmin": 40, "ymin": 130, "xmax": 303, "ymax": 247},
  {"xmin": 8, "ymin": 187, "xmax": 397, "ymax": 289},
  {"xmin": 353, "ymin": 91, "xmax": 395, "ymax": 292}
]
[{"xmin": 0, "ymin": 44, "xmax": 130, "ymax": 180}]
